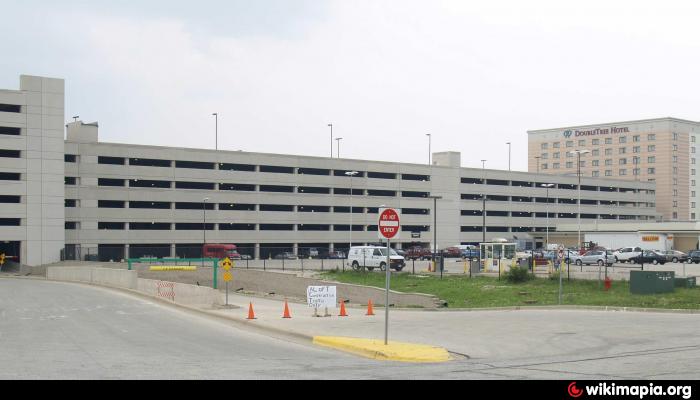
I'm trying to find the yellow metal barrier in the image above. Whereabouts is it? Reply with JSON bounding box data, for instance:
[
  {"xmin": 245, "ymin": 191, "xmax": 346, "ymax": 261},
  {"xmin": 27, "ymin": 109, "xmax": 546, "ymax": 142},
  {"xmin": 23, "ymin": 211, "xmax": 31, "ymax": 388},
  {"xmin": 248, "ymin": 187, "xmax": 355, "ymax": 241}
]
[{"xmin": 149, "ymin": 266, "xmax": 198, "ymax": 271}]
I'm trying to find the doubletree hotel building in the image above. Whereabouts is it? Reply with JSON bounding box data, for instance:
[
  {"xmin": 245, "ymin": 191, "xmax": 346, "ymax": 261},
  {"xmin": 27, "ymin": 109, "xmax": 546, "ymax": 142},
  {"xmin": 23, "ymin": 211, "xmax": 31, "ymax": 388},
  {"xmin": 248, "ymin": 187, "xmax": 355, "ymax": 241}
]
[
  {"xmin": 528, "ymin": 118, "xmax": 700, "ymax": 222},
  {"xmin": 0, "ymin": 75, "xmax": 657, "ymax": 266}
]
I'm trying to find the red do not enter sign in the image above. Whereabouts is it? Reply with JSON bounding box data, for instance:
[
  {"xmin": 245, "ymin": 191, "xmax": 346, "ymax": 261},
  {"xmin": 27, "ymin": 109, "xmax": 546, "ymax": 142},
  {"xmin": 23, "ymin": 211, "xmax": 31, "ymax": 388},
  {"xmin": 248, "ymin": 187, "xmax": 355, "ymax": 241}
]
[{"xmin": 378, "ymin": 208, "xmax": 401, "ymax": 240}]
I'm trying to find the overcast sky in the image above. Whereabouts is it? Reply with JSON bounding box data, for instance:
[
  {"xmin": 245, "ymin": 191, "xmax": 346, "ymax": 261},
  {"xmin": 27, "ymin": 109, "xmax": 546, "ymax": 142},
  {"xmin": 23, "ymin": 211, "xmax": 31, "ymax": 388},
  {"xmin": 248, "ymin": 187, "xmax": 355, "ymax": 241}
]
[{"xmin": 2, "ymin": 0, "xmax": 699, "ymax": 170}]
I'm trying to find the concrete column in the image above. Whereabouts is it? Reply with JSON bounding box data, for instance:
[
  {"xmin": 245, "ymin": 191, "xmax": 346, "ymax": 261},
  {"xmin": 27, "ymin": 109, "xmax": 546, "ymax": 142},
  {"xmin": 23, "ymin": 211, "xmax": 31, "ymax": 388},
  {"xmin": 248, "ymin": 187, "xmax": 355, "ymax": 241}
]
[
  {"xmin": 170, "ymin": 244, "xmax": 176, "ymax": 258},
  {"xmin": 293, "ymin": 243, "xmax": 299, "ymax": 256},
  {"xmin": 125, "ymin": 244, "xmax": 130, "ymax": 259},
  {"xmin": 254, "ymin": 243, "xmax": 260, "ymax": 260}
]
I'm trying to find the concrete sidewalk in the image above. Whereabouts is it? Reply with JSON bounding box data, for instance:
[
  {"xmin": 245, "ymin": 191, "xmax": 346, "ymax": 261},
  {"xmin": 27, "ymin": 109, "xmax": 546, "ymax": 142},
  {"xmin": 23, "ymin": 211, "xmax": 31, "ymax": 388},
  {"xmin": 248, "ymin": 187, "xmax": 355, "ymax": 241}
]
[{"xmin": 205, "ymin": 292, "xmax": 700, "ymax": 362}]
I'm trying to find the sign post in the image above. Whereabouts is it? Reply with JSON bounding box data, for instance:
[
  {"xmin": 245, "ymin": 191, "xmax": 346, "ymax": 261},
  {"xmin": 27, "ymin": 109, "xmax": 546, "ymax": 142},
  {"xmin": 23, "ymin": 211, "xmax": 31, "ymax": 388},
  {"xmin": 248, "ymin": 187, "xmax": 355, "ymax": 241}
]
[
  {"xmin": 378, "ymin": 207, "xmax": 400, "ymax": 345},
  {"xmin": 221, "ymin": 257, "xmax": 233, "ymax": 306}
]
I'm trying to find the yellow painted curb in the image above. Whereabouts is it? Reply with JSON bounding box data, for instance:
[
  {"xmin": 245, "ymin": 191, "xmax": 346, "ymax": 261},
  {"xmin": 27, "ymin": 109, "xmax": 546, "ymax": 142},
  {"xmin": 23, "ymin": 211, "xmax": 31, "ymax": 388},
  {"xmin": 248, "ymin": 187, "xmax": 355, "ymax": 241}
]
[
  {"xmin": 313, "ymin": 336, "xmax": 451, "ymax": 363},
  {"xmin": 149, "ymin": 266, "xmax": 197, "ymax": 271}
]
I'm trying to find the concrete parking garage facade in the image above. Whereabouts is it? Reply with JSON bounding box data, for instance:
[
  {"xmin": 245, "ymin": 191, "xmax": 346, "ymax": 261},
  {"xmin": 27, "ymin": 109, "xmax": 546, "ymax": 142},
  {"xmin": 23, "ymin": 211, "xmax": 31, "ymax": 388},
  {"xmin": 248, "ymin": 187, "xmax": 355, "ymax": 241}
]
[{"xmin": 0, "ymin": 75, "xmax": 658, "ymax": 265}]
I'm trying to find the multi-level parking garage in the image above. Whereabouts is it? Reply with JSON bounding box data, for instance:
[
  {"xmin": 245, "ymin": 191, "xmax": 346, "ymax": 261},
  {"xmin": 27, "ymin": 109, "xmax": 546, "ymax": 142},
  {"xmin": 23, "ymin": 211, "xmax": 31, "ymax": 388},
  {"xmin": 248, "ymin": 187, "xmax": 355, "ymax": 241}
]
[{"xmin": 0, "ymin": 75, "xmax": 658, "ymax": 265}]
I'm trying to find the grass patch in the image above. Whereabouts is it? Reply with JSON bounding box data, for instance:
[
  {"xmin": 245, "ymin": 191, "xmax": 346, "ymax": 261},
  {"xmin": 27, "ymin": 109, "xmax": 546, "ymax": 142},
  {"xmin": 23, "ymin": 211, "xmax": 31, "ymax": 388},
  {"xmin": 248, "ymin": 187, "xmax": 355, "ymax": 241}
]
[{"xmin": 320, "ymin": 271, "xmax": 700, "ymax": 309}]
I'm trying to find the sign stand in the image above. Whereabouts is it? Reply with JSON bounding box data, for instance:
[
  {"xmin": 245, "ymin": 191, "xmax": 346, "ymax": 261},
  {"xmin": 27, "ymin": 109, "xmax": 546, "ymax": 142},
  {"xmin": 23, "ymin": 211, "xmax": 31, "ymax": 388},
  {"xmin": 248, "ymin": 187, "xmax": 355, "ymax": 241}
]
[
  {"xmin": 378, "ymin": 207, "xmax": 400, "ymax": 346},
  {"xmin": 385, "ymin": 238, "xmax": 390, "ymax": 345}
]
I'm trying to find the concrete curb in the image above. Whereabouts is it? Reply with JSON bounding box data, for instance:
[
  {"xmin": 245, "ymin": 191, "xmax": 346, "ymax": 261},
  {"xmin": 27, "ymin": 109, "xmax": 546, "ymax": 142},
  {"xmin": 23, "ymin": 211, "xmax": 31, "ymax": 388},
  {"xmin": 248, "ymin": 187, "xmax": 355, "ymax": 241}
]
[{"xmin": 312, "ymin": 336, "xmax": 451, "ymax": 363}]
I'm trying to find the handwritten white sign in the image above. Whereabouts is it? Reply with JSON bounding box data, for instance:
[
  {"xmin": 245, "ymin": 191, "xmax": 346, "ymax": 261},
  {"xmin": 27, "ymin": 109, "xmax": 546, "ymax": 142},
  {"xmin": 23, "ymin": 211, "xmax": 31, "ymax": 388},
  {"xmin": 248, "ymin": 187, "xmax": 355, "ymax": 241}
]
[{"xmin": 306, "ymin": 286, "xmax": 337, "ymax": 308}]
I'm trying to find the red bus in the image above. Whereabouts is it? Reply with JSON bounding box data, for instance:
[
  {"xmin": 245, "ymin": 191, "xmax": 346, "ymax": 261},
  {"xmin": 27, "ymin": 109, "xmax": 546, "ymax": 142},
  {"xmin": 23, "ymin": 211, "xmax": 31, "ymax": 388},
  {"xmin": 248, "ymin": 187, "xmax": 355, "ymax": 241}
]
[{"xmin": 202, "ymin": 244, "xmax": 241, "ymax": 259}]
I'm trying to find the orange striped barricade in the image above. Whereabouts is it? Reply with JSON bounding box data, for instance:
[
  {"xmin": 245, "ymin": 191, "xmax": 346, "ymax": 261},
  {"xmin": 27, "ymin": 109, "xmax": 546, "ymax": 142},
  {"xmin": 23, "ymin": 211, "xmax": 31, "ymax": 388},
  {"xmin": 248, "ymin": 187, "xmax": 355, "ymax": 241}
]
[{"xmin": 157, "ymin": 281, "xmax": 175, "ymax": 302}]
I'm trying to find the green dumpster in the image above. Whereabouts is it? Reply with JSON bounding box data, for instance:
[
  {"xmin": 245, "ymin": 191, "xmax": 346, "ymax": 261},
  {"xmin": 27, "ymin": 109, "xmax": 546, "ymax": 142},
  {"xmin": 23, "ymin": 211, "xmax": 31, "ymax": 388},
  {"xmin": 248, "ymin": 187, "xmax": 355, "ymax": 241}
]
[
  {"xmin": 630, "ymin": 270, "xmax": 675, "ymax": 295},
  {"xmin": 674, "ymin": 276, "xmax": 697, "ymax": 288}
]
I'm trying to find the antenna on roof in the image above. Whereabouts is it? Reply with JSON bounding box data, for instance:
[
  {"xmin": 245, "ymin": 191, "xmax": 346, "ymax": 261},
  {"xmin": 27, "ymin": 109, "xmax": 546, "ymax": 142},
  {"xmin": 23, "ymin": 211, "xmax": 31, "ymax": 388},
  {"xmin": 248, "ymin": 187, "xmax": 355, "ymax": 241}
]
[{"xmin": 72, "ymin": 116, "xmax": 79, "ymax": 122}]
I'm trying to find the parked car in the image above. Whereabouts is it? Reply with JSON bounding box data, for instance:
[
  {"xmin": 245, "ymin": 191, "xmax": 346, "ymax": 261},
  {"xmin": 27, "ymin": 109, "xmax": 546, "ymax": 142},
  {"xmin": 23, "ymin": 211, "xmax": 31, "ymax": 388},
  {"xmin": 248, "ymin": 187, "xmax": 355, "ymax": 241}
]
[
  {"xmin": 443, "ymin": 247, "xmax": 463, "ymax": 258},
  {"xmin": 688, "ymin": 250, "xmax": 700, "ymax": 264},
  {"xmin": 630, "ymin": 250, "xmax": 667, "ymax": 265},
  {"xmin": 570, "ymin": 250, "xmax": 614, "ymax": 267},
  {"xmin": 274, "ymin": 252, "xmax": 298, "ymax": 260},
  {"xmin": 327, "ymin": 251, "xmax": 346, "ymax": 259},
  {"xmin": 404, "ymin": 246, "xmax": 432, "ymax": 260},
  {"xmin": 239, "ymin": 254, "xmax": 253, "ymax": 260},
  {"xmin": 613, "ymin": 247, "xmax": 642, "ymax": 263},
  {"xmin": 347, "ymin": 246, "xmax": 405, "ymax": 271},
  {"xmin": 661, "ymin": 250, "xmax": 688, "ymax": 263}
]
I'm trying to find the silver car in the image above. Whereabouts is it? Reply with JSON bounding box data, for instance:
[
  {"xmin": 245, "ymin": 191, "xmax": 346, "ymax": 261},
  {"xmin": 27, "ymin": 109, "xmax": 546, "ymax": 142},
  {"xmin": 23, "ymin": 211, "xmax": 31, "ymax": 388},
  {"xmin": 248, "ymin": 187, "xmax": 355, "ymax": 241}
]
[{"xmin": 570, "ymin": 250, "xmax": 614, "ymax": 267}]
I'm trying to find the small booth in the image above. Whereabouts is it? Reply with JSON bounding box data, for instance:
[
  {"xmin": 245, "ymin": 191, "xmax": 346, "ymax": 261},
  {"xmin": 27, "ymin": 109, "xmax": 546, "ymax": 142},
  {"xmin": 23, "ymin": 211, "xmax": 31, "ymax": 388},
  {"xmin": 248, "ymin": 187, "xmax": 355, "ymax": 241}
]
[{"xmin": 480, "ymin": 242, "xmax": 517, "ymax": 272}]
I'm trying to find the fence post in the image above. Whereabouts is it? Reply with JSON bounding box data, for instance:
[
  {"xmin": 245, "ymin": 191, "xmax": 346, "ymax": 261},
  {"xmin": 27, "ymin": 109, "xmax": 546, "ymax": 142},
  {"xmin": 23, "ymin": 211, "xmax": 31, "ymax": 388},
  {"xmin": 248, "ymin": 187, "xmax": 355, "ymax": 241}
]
[
  {"xmin": 412, "ymin": 259, "xmax": 415, "ymax": 275},
  {"xmin": 282, "ymin": 257, "xmax": 285, "ymax": 271},
  {"xmin": 213, "ymin": 259, "xmax": 218, "ymax": 290},
  {"xmin": 301, "ymin": 257, "xmax": 304, "ymax": 274},
  {"xmin": 321, "ymin": 258, "xmax": 324, "ymax": 271},
  {"xmin": 264, "ymin": 259, "xmax": 266, "ymax": 271},
  {"xmin": 246, "ymin": 259, "xmax": 248, "ymax": 270},
  {"xmin": 567, "ymin": 257, "xmax": 570, "ymax": 281}
]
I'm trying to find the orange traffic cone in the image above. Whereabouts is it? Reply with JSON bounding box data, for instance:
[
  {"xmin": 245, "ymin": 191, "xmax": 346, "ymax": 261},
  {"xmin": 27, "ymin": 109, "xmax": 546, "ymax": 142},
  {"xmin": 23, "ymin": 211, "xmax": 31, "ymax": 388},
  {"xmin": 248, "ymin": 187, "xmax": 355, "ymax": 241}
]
[
  {"xmin": 339, "ymin": 299, "xmax": 348, "ymax": 317},
  {"xmin": 247, "ymin": 302, "xmax": 256, "ymax": 320},
  {"xmin": 282, "ymin": 300, "xmax": 292, "ymax": 318},
  {"xmin": 366, "ymin": 299, "xmax": 375, "ymax": 316}
]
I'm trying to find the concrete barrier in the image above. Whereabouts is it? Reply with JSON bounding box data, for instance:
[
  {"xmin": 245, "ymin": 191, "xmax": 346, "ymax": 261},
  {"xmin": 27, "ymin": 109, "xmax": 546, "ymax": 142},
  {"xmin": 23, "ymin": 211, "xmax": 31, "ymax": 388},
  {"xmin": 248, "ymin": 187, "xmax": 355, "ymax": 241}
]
[
  {"xmin": 47, "ymin": 266, "xmax": 217, "ymax": 306},
  {"xmin": 47, "ymin": 267, "xmax": 96, "ymax": 284},
  {"xmin": 138, "ymin": 278, "xmax": 218, "ymax": 306},
  {"xmin": 231, "ymin": 269, "xmax": 442, "ymax": 308}
]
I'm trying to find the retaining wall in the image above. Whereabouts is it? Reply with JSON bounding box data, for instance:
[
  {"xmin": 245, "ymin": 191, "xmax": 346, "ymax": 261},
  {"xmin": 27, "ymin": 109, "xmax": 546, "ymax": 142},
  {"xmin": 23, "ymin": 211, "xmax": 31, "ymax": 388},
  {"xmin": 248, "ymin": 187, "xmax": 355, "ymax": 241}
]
[{"xmin": 231, "ymin": 269, "xmax": 442, "ymax": 308}]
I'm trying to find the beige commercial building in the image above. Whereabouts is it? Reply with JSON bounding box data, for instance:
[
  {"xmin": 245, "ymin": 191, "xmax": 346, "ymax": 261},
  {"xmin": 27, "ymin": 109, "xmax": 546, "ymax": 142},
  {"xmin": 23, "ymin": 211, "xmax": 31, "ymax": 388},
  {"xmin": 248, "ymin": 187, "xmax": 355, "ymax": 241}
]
[{"xmin": 528, "ymin": 118, "xmax": 700, "ymax": 222}]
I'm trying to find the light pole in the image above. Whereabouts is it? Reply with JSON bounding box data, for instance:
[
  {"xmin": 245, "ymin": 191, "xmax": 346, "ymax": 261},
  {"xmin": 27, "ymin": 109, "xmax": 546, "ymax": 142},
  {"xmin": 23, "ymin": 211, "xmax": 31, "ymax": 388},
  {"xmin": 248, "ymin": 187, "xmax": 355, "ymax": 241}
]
[
  {"xmin": 568, "ymin": 149, "xmax": 590, "ymax": 251},
  {"xmin": 535, "ymin": 156, "xmax": 541, "ymax": 173},
  {"xmin": 328, "ymin": 123, "xmax": 333, "ymax": 158},
  {"xmin": 481, "ymin": 160, "xmax": 487, "ymax": 243},
  {"xmin": 506, "ymin": 142, "xmax": 511, "ymax": 171},
  {"xmin": 345, "ymin": 171, "xmax": 359, "ymax": 250},
  {"xmin": 541, "ymin": 184, "xmax": 555, "ymax": 249},
  {"xmin": 426, "ymin": 134, "xmax": 431, "ymax": 165},
  {"xmin": 203, "ymin": 197, "xmax": 209, "ymax": 257},
  {"xmin": 335, "ymin": 137, "xmax": 343, "ymax": 158},
  {"xmin": 428, "ymin": 195, "xmax": 442, "ymax": 278},
  {"xmin": 212, "ymin": 113, "xmax": 218, "ymax": 150}
]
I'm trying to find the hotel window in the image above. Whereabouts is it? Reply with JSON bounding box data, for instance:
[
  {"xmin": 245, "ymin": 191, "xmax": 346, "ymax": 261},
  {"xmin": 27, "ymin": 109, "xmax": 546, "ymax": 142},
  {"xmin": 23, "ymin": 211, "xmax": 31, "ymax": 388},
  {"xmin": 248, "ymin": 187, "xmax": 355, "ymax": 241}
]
[
  {"xmin": 541, "ymin": 153, "xmax": 548, "ymax": 159},
  {"xmin": 604, "ymin": 138, "xmax": 612, "ymax": 144},
  {"xmin": 648, "ymin": 168, "xmax": 656, "ymax": 174},
  {"xmin": 693, "ymin": 136, "xmax": 697, "ymax": 143},
  {"xmin": 693, "ymin": 203, "xmax": 697, "ymax": 209},
  {"xmin": 693, "ymin": 213, "xmax": 697, "ymax": 220},
  {"xmin": 605, "ymin": 159, "xmax": 613, "ymax": 166},
  {"xmin": 592, "ymin": 160, "xmax": 599, "ymax": 166},
  {"xmin": 592, "ymin": 139, "xmax": 600, "ymax": 145},
  {"xmin": 673, "ymin": 144, "xmax": 678, "ymax": 151},
  {"xmin": 619, "ymin": 169, "xmax": 627, "ymax": 176},
  {"xmin": 673, "ymin": 133, "xmax": 679, "ymax": 140},
  {"xmin": 674, "ymin": 178, "xmax": 678, "ymax": 185},
  {"xmin": 592, "ymin": 171, "xmax": 600, "ymax": 177},
  {"xmin": 619, "ymin": 147, "xmax": 626, "ymax": 154},
  {"xmin": 693, "ymin": 180, "xmax": 697, "ymax": 186},
  {"xmin": 648, "ymin": 145, "xmax": 656, "ymax": 152},
  {"xmin": 692, "ymin": 147, "xmax": 696, "ymax": 154},
  {"xmin": 633, "ymin": 135, "xmax": 641, "ymax": 142},
  {"xmin": 674, "ymin": 167, "xmax": 678, "ymax": 174},
  {"xmin": 566, "ymin": 152, "xmax": 573, "ymax": 158},
  {"xmin": 619, "ymin": 136, "xmax": 627, "ymax": 143},
  {"xmin": 633, "ymin": 168, "xmax": 641, "ymax": 176},
  {"xmin": 648, "ymin": 134, "xmax": 656, "ymax": 140},
  {"xmin": 673, "ymin": 212, "xmax": 678, "ymax": 219},
  {"xmin": 673, "ymin": 201, "xmax": 678, "ymax": 208},
  {"xmin": 693, "ymin": 191, "xmax": 696, "ymax": 197},
  {"xmin": 566, "ymin": 161, "xmax": 573, "ymax": 168},
  {"xmin": 692, "ymin": 169, "xmax": 696, "ymax": 176},
  {"xmin": 578, "ymin": 139, "xmax": 586, "ymax": 146},
  {"xmin": 579, "ymin": 161, "xmax": 586, "ymax": 167},
  {"xmin": 673, "ymin": 189, "xmax": 678, "ymax": 196},
  {"xmin": 633, "ymin": 156, "xmax": 640, "ymax": 164},
  {"xmin": 542, "ymin": 163, "xmax": 548, "ymax": 170},
  {"xmin": 592, "ymin": 149, "xmax": 600, "ymax": 156},
  {"xmin": 566, "ymin": 141, "xmax": 573, "ymax": 147},
  {"xmin": 605, "ymin": 148, "xmax": 613, "ymax": 156},
  {"xmin": 647, "ymin": 156, "xmax": 655, "ymax": 163},
  {"xmin": 605, "ymin": 170, "xmax": 612, "ymax": 176},
  {"xmin": 673, "ymin": 155, "xmax": 678, "ymax": 163},
  {"xmin": 633, "ymin": 146, "xmax": 640, "ymax": 153},
  {"xmin": 541, "ymin": 143, "xmax": 548, "ymax": 150},
  {"xmin": 693, "ymin": 158, "xmax": 696, "ymax": 165},
  {"xmin": 553, "ymin": 142, "xmax": 560, "ymax": 148},
  {"xmin": 619, "ymin": 158, "xmax": 627, "ymax": 165},
  {"xmin": 553, "ymin": 152, "xmax": 560, "ymax": 159},
  {"xmin": 552, "ymin": 163, "xmax": 560, "ymax": 169}
]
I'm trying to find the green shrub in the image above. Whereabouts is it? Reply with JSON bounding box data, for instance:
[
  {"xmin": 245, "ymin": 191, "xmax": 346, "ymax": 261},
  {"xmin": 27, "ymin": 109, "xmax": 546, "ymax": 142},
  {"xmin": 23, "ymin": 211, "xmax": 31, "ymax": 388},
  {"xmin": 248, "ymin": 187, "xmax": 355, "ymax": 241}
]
[{"xmin": 506, "ymin": 266, "xmax": 532, "ymax": 283}]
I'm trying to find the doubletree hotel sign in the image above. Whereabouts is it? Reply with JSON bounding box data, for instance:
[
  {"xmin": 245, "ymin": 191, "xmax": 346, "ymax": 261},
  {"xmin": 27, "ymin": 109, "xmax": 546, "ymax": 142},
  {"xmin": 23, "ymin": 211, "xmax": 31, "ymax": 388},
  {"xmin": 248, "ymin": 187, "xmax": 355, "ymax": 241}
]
[{"xmin": 563, "ymin": 126, "xmax": 630, "ymax": 138}]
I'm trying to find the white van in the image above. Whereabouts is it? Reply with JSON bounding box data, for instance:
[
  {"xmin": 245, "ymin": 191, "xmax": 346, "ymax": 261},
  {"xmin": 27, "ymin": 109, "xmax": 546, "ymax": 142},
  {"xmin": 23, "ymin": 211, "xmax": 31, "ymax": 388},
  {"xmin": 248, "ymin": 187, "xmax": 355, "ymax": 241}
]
[{"xmin": 347, "ymin": 246, "xmax": 406, "ymax": 271}]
